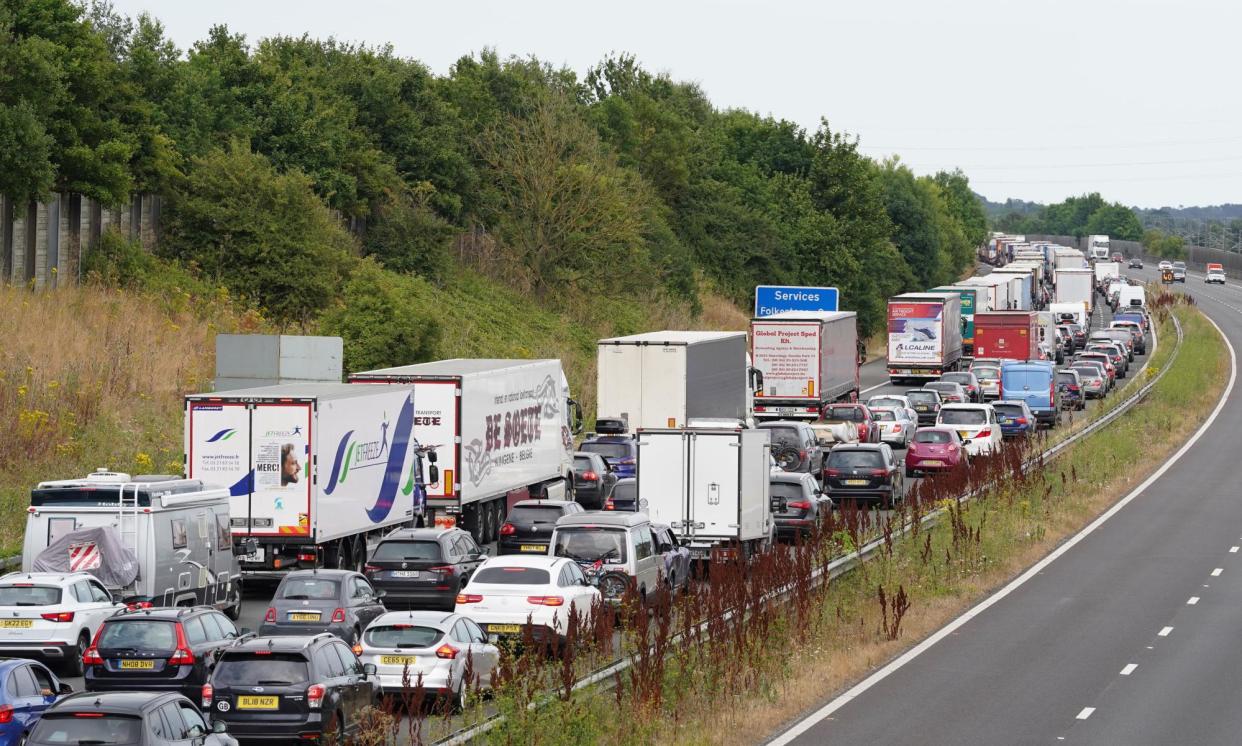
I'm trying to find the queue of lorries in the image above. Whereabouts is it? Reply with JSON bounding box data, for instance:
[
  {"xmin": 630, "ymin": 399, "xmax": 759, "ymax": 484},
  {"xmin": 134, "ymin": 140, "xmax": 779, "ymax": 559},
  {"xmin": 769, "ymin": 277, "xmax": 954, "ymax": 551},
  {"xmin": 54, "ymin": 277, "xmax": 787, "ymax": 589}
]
[{"xmin": 0, "ymin": 234, "xmax": 1155, "ymax": 744}]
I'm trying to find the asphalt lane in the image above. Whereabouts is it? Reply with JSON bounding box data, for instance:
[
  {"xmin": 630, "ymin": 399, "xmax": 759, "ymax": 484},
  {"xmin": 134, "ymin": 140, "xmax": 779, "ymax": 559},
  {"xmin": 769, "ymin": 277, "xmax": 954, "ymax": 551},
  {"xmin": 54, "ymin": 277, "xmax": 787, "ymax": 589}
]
[{"xmin": 772, "ymin": 267, "xmax": 1242, "ymax": 745}]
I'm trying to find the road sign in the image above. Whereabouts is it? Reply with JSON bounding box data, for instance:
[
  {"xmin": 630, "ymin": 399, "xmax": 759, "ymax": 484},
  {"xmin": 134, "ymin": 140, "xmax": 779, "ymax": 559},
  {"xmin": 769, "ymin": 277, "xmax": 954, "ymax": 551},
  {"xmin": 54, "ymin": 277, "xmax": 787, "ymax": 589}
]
[{"xmin": 754, "ymin": 285, "xmax": 839, "ymax": 317}]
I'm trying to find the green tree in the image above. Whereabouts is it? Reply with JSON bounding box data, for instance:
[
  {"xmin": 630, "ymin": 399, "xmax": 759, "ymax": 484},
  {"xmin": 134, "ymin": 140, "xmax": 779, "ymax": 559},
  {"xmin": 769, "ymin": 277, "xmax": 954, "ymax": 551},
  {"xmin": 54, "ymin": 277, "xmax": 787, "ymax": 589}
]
[
  {"xmin": 1085, "ymin": 203, "xmax": 1143, "ymax": 240},
  {"xmin": 160, "ymin": 143, "xmax": 355, "ymax": 324},
  {"xmin": 1142, "ymin": 228, "xmax": 1186, "ymax": 260},
  {"xmin": 320, "ymin": 259, "xmax": 441, "ymax": 372},
  {"xmin": 361, "ymin": 189, "xmax": 458, "ymax": 281}
]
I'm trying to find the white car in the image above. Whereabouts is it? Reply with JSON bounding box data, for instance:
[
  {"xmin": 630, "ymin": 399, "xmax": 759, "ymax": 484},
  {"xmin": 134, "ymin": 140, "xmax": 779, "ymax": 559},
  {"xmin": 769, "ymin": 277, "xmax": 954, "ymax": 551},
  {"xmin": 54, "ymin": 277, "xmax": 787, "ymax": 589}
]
[
  {"xmin": 357, "ymin": 610, "xmax": 499, "ymax": 709},
  {"xmin": 869, "ymin": 407, "xmax": 916, "ymax": 448},
  {"xmin": 0, "ymin": 571, "xmax": 124, "ymax": 675},
  {"xmin": 455, "ymin": 555, "xmax": 599, "ymax": 645},
  {"xmin": 1158, "ymin": 260, "xmax": 1173, "ymax": 271},
  {"xmin": 935, "ymin": 403, "xmax": 1003, "ymax": 456},
  {"xmin": 1207, "ymin": 270, "xmax": 1226, "ymax": 284},
  {"xmin": 969, "ymin": 363, "xmax": 1002, "ymax": 401}
]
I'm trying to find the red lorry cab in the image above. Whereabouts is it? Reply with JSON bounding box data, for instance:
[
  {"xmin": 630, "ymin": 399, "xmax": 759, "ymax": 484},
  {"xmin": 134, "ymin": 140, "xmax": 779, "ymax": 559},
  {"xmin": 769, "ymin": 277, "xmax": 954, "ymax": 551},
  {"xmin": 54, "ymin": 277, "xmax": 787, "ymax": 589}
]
[{"xmin": 972, "ymin": 311, "xmax": 1040, "ymax": 361}]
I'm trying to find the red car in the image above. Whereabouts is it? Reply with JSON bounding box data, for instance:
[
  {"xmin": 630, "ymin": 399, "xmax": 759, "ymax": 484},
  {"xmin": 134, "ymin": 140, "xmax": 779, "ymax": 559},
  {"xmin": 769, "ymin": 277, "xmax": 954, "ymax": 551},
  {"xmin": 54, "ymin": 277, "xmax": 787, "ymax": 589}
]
[
  {"xmin": 1075, "ymin": 352, "xmax": 1116, "ymax": 386},
  {"xmin": 1111, "ymin": 252, "xmax": 1124, "ymax": 263},
  {"xmin": 904, "ymin": 427, "xmax": 968, "ymax": 477},
  {"xmin": 821, "ymin": 403, "xmax": 881, "ymax": 444}
]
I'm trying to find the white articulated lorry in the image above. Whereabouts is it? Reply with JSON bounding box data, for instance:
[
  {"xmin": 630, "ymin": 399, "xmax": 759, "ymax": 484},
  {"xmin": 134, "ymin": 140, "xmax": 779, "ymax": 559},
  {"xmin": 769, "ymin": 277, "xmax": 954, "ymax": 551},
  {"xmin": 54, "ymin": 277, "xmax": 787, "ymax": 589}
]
[
  {"xmin": 1087, "ymin": 235, "xmax": 1111, "ymax": 262},
  {"xmin": 348, "ymin": 359, "xmax": 581, "ymax": 544},
  {"xmin": 185, "ymin": 383, "xmax": 435, "ymax": 576},
  {"xmin": 750, "ymin": 311, "xmax": 859, "ymax": 421},
  {"xmin": 597, "ymin": 331, "xmax": 757, "ymax": 431},
  {"xmin": 1055, "ymin": 268, "xmax": 1095, "ymax": 318},
  {"xmin": 636, "ymin": 426, "xmax": 773, "ymax": 563}
]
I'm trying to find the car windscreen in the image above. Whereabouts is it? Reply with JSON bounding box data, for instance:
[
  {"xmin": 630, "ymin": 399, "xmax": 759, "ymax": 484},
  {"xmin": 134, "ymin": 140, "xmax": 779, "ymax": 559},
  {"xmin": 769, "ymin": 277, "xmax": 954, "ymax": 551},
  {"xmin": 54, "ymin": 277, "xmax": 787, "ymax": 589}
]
[
  {"xmin": 573, "ymin": 456, "xmax": 595, "ymax": 472},
  {"xmin": 925, "ymin": 383, "xmax": 955, "ymax": 393},
  {"xmin": 0, "ymin": 585, "xmax": 62, "ymax": 606},
  {"xmin": 580, "ymin": 441, "xmax": 631, "ymax": 461},
  {"xmin": 906, "ymin": 391, "xmax": 938, "ymax": 404},
  {"xmin": 1004, "ymin": 370, "xmax": 1050, "ymax": 390},
  {"xmin": 938, "ymin": 409, "xmax": 986, "ymax": 425},
  {"xmin": 472, "ymin": 567, "xmax": 552, "ymax": 585},
  {"xmin": 973, "ymin": 367, "xmax": 999, "ymax": 381},
  {"xmin": 611, "ymin": 481, "xmax": 636, "ymax": 503},
  {"xmin": 942, "ymin": 374, "xmax": 971, "ymax": 385},
  {"xmin": 825, "ymin": 450, "xmax": 884, "ymax": 468},
  {"xmin": 31, "ymin": 715, "xmax": 142, "ymax": 744},
  {"xmin": 278, "ymin": 578, "xmax": 340, "ymax": 600},
  {"xmin": 508, "ymin": 505, "xmax": 567, "ymax": 523},
  {"xmin": 912, "ymin": 430, "xmax": 952, "ymax": 444},
  {"xmin": 868, "ymin": 398, "xmax": 904, "ymax": 409},
  {"xmin": 552, "ymin": 527, "xmax": 628, "ymax": 564},
  {"xmin": 213, "ymin": 653, "xmax": 310, "ymax": 686},
  {"xmin": 97, "ymin": 619, "xmax": 176, "ymax": 651},
  {"xmin": 992, "ymin": 404, "xmax": 1025, "ymax": 417},
  {"xmin": 364, "ymin": 624, "xmax": 444, "ymax": 649},
  {"xmin": 871, "ymin": 410, "xmax": 896, "ymax": 421},
  {"xmin": 770, "ymin": 482, "xmax": 807, "ymax": 500},
  {"xmin": 1071, "ymin": 367, "xmax": 1101, "ymax": 379},
  {"xmin": 823, "ymin": 406, "xmax": 862, "ymax": 421},
  {"xmin": 1057, "ymin": 373, "xmax": 1078, "ymax": 384},
  {"xmin": 760, "ymin": 426, "xmax": 802, "ymax": 446},
  {"xmin": 371, "ymin": 540, "xmax": 443, "ymax": 562}
]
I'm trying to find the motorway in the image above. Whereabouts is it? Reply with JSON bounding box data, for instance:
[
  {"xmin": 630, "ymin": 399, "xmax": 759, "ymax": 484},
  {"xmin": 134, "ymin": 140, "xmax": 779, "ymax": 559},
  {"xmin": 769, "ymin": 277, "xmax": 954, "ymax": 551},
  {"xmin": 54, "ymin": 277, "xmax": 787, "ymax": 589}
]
[{"xmin": 771, "ymin": 266, "xmax": 1242, "ymax": 746}]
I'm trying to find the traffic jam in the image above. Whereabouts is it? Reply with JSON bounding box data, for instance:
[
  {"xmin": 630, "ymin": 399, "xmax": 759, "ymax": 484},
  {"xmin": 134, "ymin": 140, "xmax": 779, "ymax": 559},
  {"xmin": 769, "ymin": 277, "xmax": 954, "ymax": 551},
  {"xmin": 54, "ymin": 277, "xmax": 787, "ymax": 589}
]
[{"xmin": 0, "ymin": 234, "xmax": 1152, "ymax": 743}]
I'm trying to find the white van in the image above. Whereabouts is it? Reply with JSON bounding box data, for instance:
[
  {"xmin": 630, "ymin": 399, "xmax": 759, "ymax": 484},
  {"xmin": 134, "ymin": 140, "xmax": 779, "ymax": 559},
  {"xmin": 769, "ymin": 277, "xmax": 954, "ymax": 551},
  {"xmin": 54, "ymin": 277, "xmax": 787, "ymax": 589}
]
[
  {"xmin": 23, "ymin": 469, "xmax": 242, "ymax": 616},
  {"xmin": 1118, "ymin": 285, "xmax": 1146, "ymax": 309}
]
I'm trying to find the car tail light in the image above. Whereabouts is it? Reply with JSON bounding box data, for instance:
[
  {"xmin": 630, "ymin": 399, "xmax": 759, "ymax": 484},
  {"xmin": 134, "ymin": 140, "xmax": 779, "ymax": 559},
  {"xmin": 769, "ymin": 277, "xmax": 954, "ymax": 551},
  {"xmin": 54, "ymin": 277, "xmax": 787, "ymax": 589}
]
[
  {"xmin": 264, "ymin": 607, "xmax": 277, "ymax": 623},
  {"xmin": 788, "ymin": 500, "xmax": 812, "ymax": 511},
  {"xmin": 364, "ymin": 564, "xmax": 379, "ymax": 573},
  {"xmin": 307, "ymin": 683, "xmax": 325, "ymax": 709},
  {"xmin": 124, "ymin": 601, "xmax": 153, "ymax": 611},
  {"xmin": 168, "ymin": 623, "xmax": 195, "ymax": 666},
  {"xmin": 0, "ymin": 706, "xmax": 10, "ymax": 724},
  {"xmin": 436, "ymin": 643, "xmax": 459, "ymax": 660},
  {"xmin": 976, "ymin": 429, "xmax": 991, "ymax": 438},
  {"xmin": 1016, "ymin": 417, "xmax": 1028, "ymax": 425},
  {"xmin": 893, "ymin": 424, "xmax": 902, "ymax": 432},
  {"xmin": 527, "ymin": 596, "xmax": 565, "ymax": 606},
  {"xmin": 298, "ymin": 552, "xmax": 317, "ymax": 562},
  {"xmin": 823, "ymin": 468, "xmax": 841, "ymax": 477},
  {"xmin": 330, "ymin": 608, "xmax": 346, "ymax": 623},
  {"xmin": 41, "ymin": 611, "xmax": 74, "ymax": 623},
  {"xmin": 456, "ymin": 593, "xmax": 483, "ymax": 604},
  {"xmin": 352, "ymin": 643, "xmax": 363, "ymax": 656},
  {"xmin": 582, "ymin": 471, "xmax": 598, "ymax": 482},
  {"xmin": 201, "ymin": 683, "xmax": 213, "ymax": 708},
  {"xmin": 82, "ymin": 645, "xmax": 104, "ymax": 666},
  {"xmin": 499, "ymin": 522, "xmax": 516, "ymax": 536},
  {"xmin": 604, "ymin": 497, "xmax": 615, "ymax": 510},
  {"xmin": 869, "ymin": 469, "xmax": 887, "ymax": 476},
  {"xmin": 430, "ymin": 565, "xmax": 456, "ymax": 577}
]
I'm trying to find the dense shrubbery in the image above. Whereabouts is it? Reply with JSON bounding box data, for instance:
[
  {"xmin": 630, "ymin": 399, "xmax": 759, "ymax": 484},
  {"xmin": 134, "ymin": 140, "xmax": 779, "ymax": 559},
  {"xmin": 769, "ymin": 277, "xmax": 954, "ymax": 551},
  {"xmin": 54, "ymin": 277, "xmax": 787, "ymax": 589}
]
[
  {"xmin": 993, "ymin": 192, "xmax": 1144, "ymax": 240},
  {"xmin": 4, "ymin": 1, "xmax": 990, "ymax": 336}
]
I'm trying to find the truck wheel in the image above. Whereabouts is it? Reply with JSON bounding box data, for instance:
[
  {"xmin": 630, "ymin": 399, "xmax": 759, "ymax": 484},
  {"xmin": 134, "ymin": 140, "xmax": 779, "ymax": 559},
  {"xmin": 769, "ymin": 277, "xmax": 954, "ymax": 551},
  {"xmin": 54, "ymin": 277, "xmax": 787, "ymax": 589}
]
[
  {"xmin": 492, "ymin": 501, "xmax": 506, "ymax": 544},
  {"xmin": 352, "ymin": 538, "xmax": 368, "ymax": 573},
  {"xmin": 479, "ymin": 503, "xmax": 495, "ymax": 545},
  {"xmin": 330, "ymin": 538, "xmax": 350, "ymax": 570}
]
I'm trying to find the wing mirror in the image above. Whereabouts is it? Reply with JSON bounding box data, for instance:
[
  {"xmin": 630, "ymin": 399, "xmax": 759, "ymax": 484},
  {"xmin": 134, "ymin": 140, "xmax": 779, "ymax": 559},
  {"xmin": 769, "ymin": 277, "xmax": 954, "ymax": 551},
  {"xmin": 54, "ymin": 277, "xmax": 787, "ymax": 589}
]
[
  {"xmin": 428, "ymin": 465, "xmax": 440, "ymax": 486},
  {"xmin": 212, "ymin": 720, "xmax": 229, "ymax": 734},
  {"xmin": 362, "ymin": 663, "xmax": 377, "ymax": 678},
  {"xmin": 58, "ymin": 682, "xmax": 72, "ymax": 695}
]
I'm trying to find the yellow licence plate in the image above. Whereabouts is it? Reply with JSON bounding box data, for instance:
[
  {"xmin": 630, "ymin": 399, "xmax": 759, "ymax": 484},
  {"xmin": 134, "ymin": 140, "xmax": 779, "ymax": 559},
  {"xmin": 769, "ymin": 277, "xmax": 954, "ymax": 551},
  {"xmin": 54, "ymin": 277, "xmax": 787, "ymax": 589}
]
[
  {"xmin": 520, "ymin": 545, "xmax": 545, "ymax": 552},
  {"xmin": 844, "ymin": 479, "xmax": 869, "ymax": 486},
  {"xmin": 0, "ymin": 620, "xmax": 32, "ymax": 629},
  {"xmin": 488, "ymin": 624, "xmax": 522, "ymax": 634},
  {"xmin": 380, "ymin": 655, "xmax": 419, "ymax": 665},
  {"xmin": 237, "ymin": 696, "xmax": 279, "ymax": 710},
  {"xmin": 120, "ymin": 659, "xmax": 155, "ymax": 670},
  {"xmin": 289, "ymin": 612, "xmax": 321, "ymax": 622}
]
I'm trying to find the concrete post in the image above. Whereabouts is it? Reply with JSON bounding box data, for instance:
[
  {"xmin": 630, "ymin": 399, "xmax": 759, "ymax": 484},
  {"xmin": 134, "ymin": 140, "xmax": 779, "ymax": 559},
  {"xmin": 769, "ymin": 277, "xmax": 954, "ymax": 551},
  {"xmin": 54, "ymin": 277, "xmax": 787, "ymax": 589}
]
[
  {"xmin": 139, "ymin": 193, "xmax": 154, "ymax": 248},
  {"xmin": 118, "ymin": 196, "xmax": 132, "ymax": 239},
  {"xmin": 11, "ymin": 205, "xmax": 27, "ymax": 285},
  {"xmin": 33, "ymin": 200, "xmax": 49, "ymax": 290},
  {"xmin": 0, "ymin": 195, "xmax": 10, "ymax": 283}
]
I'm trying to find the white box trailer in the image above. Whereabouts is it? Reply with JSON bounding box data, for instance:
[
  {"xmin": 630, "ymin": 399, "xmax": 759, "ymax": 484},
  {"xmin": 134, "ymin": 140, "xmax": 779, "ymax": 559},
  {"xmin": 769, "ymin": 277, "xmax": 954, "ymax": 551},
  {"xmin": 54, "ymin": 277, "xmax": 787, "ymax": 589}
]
[
  {"xmin": 347, "ymin": 359, "xmax": 579, "ymax": 544},
  {"xmin": 636, "ymin": 427, "xmax": 772, "ymax": 561},
  {"xmin": 1055, "ymin": 249, "xmax": 1086, "ymax": 270},
  {"xmin": 597, "ymin": 331, "xmax": 752, "ymax": 431},
  {"xmin": 961, "ymin": 275, "xmax": 1010, "ymax": 311},
  {"xmin": 1094, "ymin": 261, "xmax": 1121, "ymax": 287},
  {"xmin": 185, "ymin": 383, "xmax": 434, "ymax": 575},
  {"xmin": 1055, "ymin": 268, "xmax": 1095, "ymax": 317},
  {"xmin": 751, "ymin": 311, "xmax": 859, "ymax": 421}
]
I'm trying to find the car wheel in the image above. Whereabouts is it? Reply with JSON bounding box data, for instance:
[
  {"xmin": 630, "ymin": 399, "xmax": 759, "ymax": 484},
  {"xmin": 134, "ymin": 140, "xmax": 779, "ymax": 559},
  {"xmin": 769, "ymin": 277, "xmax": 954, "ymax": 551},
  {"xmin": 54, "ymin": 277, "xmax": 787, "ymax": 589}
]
[
  {"xmin": 64, "ymin": 632, "xmax": 89, "ymax": 677},
  {"xmin": 904, "ymin": 466, "xmax": 915, "ymax": 479},
  {"xmin": 225, "ymin": 580, "xmax": 243, "ymax": 621},
  {"xmin": 452, "ymin": 683, "xmax": 468, "ymax": 713}
]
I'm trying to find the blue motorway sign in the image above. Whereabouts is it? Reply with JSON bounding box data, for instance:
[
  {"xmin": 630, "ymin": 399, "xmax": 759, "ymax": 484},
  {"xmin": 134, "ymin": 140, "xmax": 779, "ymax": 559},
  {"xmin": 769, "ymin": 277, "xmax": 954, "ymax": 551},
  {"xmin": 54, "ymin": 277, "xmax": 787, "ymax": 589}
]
[{"xmin": 754, "ymin": 285, "xmax": 840, "ymax": 317}]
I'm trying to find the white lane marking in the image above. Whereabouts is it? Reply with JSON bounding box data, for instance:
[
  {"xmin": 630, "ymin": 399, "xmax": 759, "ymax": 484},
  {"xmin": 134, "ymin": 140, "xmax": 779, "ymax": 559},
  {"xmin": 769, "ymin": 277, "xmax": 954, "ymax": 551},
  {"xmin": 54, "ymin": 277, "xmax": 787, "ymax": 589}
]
[
  {"xmin": 1120, "ymin": 663, "xmax": 1137, "ymax": 676},
  {"xmin": 1159, "ymin": 626, "xmax": 1173, "ymax": 636},
  {"xmin": 1231, "ymin": 547, "xmax": 1238, "ymax": 553},
  {"xmin": 1187, "ymin": 597, "xmax": 1200, "ymax": 605},
  {"xmin": 861, "ymin": 381, "xmax": 889, "ymax": 395},
  {"xmin": 1212, "ymin": 568, "xmax": 1223, "ymax": 576},
  {"xmin": 766, "ymin": 301, "xmax": 1238, "ymax": 746},
  {"xmin": 1077, "ymin": 707, "xmax": 1095, "ymax": 720}
]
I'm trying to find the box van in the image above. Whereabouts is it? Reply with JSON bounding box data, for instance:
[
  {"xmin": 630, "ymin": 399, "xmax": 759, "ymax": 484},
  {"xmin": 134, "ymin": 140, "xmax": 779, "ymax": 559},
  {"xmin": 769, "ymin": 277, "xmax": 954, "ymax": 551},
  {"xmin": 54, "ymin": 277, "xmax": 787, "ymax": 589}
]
[
  {"xmin": 1118, "ymin": 285, "xmax": 1146, "ymax": 309},
  {"xmin": 1000, "ymin": 362, "xmax": 1061, "ymax": 427},
  {"xmin": 549, "ymin": 511, "xmax": 664, "ymax": 605},
  {"xmin": 24, "ymin": 470, "xmax": 242, "ymax": 616}
]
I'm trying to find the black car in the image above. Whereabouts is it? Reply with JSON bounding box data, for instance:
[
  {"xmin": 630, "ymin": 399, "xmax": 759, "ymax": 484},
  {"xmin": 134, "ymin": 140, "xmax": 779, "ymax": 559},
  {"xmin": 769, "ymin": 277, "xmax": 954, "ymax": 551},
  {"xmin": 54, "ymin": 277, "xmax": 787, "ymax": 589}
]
[
  {"xmin": 259, "ymin": 570, "xmax": 386, "ymax": 645},
  {"xmin": 771, "ymin": 471, "xmax": 831, "ymax": 539},
  {"xmin": 1060, "ymin": 322, "xmax": 1087, "ymax": 351},
  {"xmin": 205, "ymin": 634, "xmax": 379, "ymax": 743},
  {"xmin": 29, "ymin": 691, "xmax": 237, "ymax": 746},
  {"xmin": 572, "ymin": 451, "xmax": 618, "ymax": 509},
  {"xmin": 364, "ymin": 528, "xmax": 487, "ymax": 611},
  {"xmin": 822, "ymin": 444, "xmax": 904, "ymax": 508},
  {"xmin": 84, "ymin": 606, "xmax": 247, "ymax": 701},
  {"xmin": 498, "ymin": 499, "xmax": 585, "ymax": 555},
  {"xmin": 904, "ymin": 389, "xmax": 943, "ymax": 425},
  {"xmin": 1129, "ymin": 257, "xmax": 1143, "ymax": 269},
  {"xmin": 606, "ymin": 477, "xmax": 637, "ymax": 511}
]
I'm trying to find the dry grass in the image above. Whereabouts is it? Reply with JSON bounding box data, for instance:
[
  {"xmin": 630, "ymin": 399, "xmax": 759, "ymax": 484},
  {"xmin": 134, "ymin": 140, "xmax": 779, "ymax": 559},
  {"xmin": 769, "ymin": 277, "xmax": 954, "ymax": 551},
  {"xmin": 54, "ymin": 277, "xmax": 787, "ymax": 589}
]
[{"xmin": 0, "ymin": 284, "xmax": 259, "ymax": 552}]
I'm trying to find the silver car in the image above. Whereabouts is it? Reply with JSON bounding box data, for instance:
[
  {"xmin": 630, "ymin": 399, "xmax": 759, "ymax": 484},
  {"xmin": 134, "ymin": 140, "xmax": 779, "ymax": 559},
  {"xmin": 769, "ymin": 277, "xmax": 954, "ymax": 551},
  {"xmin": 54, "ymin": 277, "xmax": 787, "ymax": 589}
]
[
  {"xmin": 869, "ymin": 407, "xmax": 916, "ymax": 448},
  {"xmin": 358, "ymin": 611, "xmax": 499, "ymax": 708},
  {"xmin": 758, "ymin": 421, "xmax": 825, "ymax": 475}
]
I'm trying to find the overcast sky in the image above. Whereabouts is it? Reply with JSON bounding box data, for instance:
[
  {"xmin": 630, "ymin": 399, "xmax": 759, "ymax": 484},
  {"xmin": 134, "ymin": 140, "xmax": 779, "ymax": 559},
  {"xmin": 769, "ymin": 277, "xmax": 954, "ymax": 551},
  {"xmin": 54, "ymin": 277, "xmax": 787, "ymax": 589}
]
[{"xmin": 108, "ymin": 0, "xmax": 1242, "ymax": 209}]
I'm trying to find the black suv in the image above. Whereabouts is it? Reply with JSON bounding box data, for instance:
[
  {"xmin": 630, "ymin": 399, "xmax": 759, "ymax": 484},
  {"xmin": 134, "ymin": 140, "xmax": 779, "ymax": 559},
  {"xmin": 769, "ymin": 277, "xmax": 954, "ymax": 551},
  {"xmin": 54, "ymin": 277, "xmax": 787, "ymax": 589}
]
[
  {"xmin": 259, "ymin": 570, "xmax": 386, "ymax": 644},
  {"xmin": 29, "ymin": 691, "xmax": 237, "ymax": 745},
  {"xmin": 572, "ymin": 451, "xmax": 618, "ymax": 509},
  {"xmin": 364, "ymin": 528, "xmax": 487, "ymax": 611},
  {"xmin": 499, "ymin": 499, "xmax": 585, "ymax": 555},
  {"xmin": 822, "ymin": 443, "xmax": 904, "ymax": 508},
  {"xmin": 84, "ymin": 606, "xmax": 247, "ymax": 700},
  {"xmin": 205, "ymin": 634, "xmax": 379, "ymax": 743}
]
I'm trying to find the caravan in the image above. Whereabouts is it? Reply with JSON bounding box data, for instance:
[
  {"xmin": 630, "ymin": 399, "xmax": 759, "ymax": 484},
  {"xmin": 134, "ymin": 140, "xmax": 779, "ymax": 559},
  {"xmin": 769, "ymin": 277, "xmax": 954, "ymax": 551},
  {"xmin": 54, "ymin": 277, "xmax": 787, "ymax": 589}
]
[{"xmin": 22, "ymin": 470, "xmax": 242, "ymax": 617}]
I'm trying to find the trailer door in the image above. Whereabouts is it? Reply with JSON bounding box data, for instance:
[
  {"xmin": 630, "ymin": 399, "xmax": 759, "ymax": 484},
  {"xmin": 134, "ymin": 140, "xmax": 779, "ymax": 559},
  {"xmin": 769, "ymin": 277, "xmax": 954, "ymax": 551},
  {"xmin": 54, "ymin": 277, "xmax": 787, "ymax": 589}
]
[
  {"xmin": 187, "ymin": 401, "xmax": 253, "ymax": 538},
  {"xmin": 248, "ymin": 402, "xmax": 314, "ymax": 538},
  {"xmin": 688, "ymin": 432, "xmax": 741, "ymax": 541},
  {"xmin": 641, "ymin": 345, "xmax": 687, "ymax": 428},
  {"xmin": 598, "ymin": 344, "xmax": 644, "ymax": 428},
  {"xmin": 636, "ymin": 431, "xmax": 690, "ymax": 535}
]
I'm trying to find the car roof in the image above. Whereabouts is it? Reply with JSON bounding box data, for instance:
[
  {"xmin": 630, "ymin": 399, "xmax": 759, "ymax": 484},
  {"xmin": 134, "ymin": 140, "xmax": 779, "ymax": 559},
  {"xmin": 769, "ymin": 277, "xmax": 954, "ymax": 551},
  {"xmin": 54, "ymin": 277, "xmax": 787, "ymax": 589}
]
[
  {"xmin": 477, "ymin": 554, "xmax": 564, "ymax": 569},
  {"xmin": 512, "ymin": 499, "xmax": 577, "ymax": 509},
  {"xmin": 51, "ymin": 690, "xmax": 183, "ymax": 713},
  {"xmin": 0, "ymin": 572, "xmax": 101, "ymax": 587},
  {"xmin": 916, "ymin": 426, "xmax": 959, "ymax": 434},
  {"xmin": 830, "ymin": 443, "xmax": 885, "ymax": 452},
  {"xmin": 382, "ymin": 527, "xmax": 462, "ymax": 542},
  {"xmin": 228, "ymin": 634, "xmax": 337, "ymax": 655},
  {"xmin": 556, "ymin": 511, "xmax": 648, "ymax": 528},
  {"xmin": 992, "ymin": 399, "xmax": 1030, "ymax": 407},
  {"xmin": 370, "ymin": 610, "xmax": 459, "ymax": 628},
  {"xmin": 938, "ymin": 403, "xmax": 991, "ymax": 411},
  {"xmin": 108, "ymin": 605, "xmax": 216, "ymax": 620},
  {"xmin": 769, "ymin": 471, "xmax": 814, "ymax": 484},
  {"xmin": 280, "ymin": 569, "xmax": 357, "ymax": 579}
]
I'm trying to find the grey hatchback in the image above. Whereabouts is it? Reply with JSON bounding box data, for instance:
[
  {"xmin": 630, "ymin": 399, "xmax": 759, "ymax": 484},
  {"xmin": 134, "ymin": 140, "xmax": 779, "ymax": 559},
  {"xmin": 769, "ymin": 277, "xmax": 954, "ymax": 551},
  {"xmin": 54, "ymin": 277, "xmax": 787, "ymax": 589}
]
[
  {"xmin": 758, "ymin": 421, "xmax": 825, "ymax": 474},
  {"xmin": 259, "ymin": 570, "xmax": 386, "ymax": 645}
]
